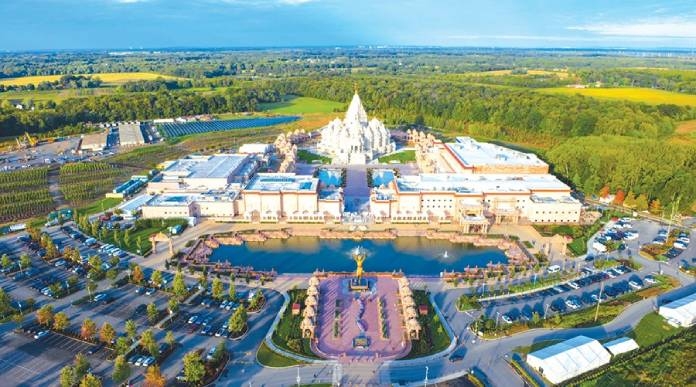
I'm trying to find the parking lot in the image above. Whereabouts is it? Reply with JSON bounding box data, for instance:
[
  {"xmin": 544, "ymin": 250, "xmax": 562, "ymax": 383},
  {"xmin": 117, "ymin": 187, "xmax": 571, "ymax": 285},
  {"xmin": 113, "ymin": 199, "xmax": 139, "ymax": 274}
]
[{"xmin": 0, "ymin": 329, "xmax": 112, "ymax": 386}]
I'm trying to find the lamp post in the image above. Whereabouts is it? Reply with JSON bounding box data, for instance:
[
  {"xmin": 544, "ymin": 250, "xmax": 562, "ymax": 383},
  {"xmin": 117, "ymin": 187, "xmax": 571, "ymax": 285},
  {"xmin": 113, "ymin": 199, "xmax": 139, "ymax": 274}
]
[
  {"xmin": 544, "ymin": 303, "xmax": 550, "ymax": 320},
  {"xmin": 424, "ymin": 366, "xmax": 429, "ymax": 387},
  {"xmin": 296, "ymin": 365, "xmax": 301, "ymax": 386}
]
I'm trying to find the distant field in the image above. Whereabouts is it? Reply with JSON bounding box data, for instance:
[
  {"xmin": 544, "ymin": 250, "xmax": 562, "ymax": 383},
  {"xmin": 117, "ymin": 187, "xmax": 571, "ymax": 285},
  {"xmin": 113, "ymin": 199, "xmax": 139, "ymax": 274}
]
[
  {"xmin": 0, "ymin": 72, "xmax": 180, "ymax": 87},
  {"xmin": 538, "ymin": 86, "xmax": 696, "ymax": 106},
  {"xmin": 261, "ymin": 96, "xmax": 345, "ymax": 114},
  {"xmin": 468, "ymin": 69, "xmax": 570, "ymax": 78},
  {"xmin": 0, "ymin": 87, "xmax": 115, "ymax": 102}
]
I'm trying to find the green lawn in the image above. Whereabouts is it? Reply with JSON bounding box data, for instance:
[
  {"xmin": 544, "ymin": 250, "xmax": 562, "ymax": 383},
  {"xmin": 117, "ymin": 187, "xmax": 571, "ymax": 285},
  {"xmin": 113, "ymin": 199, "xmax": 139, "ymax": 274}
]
[
  {"xmin": 261, "ymin": 96, "xmax": 345, "ymax": 114},
  {"xmin": 297, "ymin": 149, "xmax": 331, "ymax": 164},
  {"xmin": 378, "ymin": 150, "xmax": 416, "ymax": 163},
  {"xmin": 76, "ymin": 197, "xmax": 123, "ymax": 217},
  {"xmin": 629, "ymin": 312, "xmax": 681, "ymax": 347},
  {"xmin": 271, "ymin": 290, "xmax": 321, "ymax": 359},
  {"xmin": 256, "ymin": 341, "xmax": 304, "ymax": 367},
  {"xmin": 404, "ymin": 290, "xmax": 451, "ymax": 359}
]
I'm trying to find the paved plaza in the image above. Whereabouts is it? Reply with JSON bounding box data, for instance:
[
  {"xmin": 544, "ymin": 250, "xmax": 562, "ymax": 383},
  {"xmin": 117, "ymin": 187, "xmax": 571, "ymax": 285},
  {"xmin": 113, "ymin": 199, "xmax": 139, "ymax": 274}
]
[{"xmin": 314, "ymin": 275, "xmax": 410, "ymax": 362}]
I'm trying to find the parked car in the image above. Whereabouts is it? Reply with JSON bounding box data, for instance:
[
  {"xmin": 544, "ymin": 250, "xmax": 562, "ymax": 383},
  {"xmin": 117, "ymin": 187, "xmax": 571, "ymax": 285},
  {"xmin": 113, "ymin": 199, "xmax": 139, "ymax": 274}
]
[
  {"xmin": 34, "ymin": 330, "xmax": 49, "ymax": 339},
  {"xmin": 628, "ymin": 280, "xmax": 643, "ymax": 290},
  {"xmin": 644, "ymin": 276, "xmax": 657, "ymax": 285}
]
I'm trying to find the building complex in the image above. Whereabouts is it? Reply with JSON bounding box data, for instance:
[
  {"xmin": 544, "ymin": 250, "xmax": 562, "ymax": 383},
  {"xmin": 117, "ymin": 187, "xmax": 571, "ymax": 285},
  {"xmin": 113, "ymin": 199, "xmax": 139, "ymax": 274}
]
[{"xmin": 125, "ymin": 92, "xmax": 581, "ymax": 229}]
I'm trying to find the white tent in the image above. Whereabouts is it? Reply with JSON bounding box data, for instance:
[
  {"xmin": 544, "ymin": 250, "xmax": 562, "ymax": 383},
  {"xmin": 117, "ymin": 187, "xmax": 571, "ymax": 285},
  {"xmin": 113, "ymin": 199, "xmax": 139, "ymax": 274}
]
[
  {"xmin": 526, "ymin": 336, "xmax": 611, "ymax": 384},
  {"xmin": 603, "ymin": 337, "xmax": 639, "ymax": 356},
  {"xmin": 659, "ymin": 292, "xmax": 696, "ymax": 327}
]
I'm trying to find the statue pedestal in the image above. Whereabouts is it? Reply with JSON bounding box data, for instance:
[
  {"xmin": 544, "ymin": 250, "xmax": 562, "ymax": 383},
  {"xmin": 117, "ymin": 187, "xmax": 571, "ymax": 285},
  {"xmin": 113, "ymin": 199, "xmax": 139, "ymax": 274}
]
[{"xmin": 349, "ymin": 277, "xmax": 370, "ymax": 292}]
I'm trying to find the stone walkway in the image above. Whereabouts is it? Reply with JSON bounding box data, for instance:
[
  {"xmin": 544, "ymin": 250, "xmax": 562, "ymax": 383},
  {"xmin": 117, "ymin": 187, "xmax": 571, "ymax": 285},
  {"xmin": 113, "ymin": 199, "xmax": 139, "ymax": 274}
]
[{"xmin": 314, "ymin": 275, "xmax": 410, "ymax": 362}]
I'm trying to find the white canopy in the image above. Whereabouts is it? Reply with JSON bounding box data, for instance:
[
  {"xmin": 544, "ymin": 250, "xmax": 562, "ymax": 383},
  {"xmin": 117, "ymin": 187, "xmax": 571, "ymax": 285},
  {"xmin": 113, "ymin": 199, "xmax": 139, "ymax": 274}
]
[
  {"xmin": 526, "ymin": 336, "xmax": 611, "ymax": 385},
  {"xmin": 659, "ymin": 291, "xmax": 696, "ymax": 327}
]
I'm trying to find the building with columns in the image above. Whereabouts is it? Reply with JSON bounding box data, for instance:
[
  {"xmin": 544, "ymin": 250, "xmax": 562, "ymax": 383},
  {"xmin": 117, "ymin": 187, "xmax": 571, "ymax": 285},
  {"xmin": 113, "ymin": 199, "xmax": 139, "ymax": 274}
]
[
  {"xmin": 317, "ymin": 92, "xmax": 395, "ymax": 164},
  {"xmin": 239, "ymin": 173, "xmax": 343, "ymax": 223}
]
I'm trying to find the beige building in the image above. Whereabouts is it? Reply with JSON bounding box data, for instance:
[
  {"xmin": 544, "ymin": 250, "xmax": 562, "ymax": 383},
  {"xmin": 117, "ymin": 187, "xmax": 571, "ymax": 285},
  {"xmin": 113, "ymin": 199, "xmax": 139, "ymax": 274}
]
[
  {"xmin": 140, "ymin": 192, "xmax": 239, "ymax": 221},
  {"xmin": 371, "ymin": 173, "xmax": 581, "ymax": 229},
  {"xmin": 80, "ymin": 132, "xmax": 108, "ymax": 152},
  {"xmin": 240, "ymin": 173, "xmax": 343, "ymax": 223},
  {"xmin": 413, "ymin": 134, "xmax": 549, "ymax": 175},
  {"xmin": 147, "ymin": 154, "xmax": 258, "ymax": 194}
]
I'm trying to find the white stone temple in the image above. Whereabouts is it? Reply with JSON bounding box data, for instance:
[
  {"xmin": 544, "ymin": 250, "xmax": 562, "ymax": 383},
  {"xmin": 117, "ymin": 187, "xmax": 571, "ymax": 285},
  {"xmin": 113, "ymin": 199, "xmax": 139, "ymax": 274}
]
[{"xmin": 317, "ymin": 92, "xmax": 395, "ymax": 164}]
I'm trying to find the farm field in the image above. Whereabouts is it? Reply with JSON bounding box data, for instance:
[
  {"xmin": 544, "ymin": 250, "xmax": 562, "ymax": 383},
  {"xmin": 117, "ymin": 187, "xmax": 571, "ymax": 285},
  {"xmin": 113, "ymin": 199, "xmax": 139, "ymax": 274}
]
[
  {"xmin": 0, "ymin": 167, "xmax": 54, "ymax": 222},
  {"xmin": 538, "ymin": 86, "xmax": 696, "ymax": 106},
  {"xmin": 59, "ymin": 162, "xmax": 139, "ymax": 205},
  {"xmin": 261, "ymin": 96, "xmax": 345, "ymax": 114},
  {"xmin": 669, "ymin": 119, "xmax": 696, "ymax": 145},
  {"xmin": 0, "ymin": 87, "xmax": 115, "ymax": 103},
  {"xmin": 0, "ymin": 72, "xmax": 180, "ymax": 86}
]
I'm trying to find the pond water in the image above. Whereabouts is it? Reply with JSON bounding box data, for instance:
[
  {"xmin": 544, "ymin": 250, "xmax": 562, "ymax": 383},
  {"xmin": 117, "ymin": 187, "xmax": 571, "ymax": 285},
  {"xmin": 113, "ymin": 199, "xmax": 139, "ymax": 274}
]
[{"xmin": 208, "ymin": 237, "xmax": 508, "ymax": 275}]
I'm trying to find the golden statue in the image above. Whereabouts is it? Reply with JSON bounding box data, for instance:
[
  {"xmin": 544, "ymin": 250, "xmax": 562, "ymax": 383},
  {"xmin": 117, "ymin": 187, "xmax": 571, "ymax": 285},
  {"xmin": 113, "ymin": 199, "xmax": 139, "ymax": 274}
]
[{"xmin": 352, "ymin": 246, "xmax": 367, "ymax": 282}]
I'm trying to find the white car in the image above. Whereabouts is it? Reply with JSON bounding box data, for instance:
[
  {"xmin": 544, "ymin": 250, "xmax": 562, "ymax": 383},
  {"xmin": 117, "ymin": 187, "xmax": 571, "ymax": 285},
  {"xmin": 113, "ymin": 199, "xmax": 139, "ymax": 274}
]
[
  {"xmin": 142, "ymin": 357, "xmax": 155, "ymax": 367},
  {"xmin": 567, "ymin": 281, "xmax": 580, "ymax": 290},
  {"xmin": 603, "ymin": 270, "xmax": 616, "ymax": 279},
  {"xmin": 134, "ymin": 356, "xmax": 145, "ymax": 367},
  {"xmin": 501, "ymin": 314, "xmax": 513, "ymax": 324},
  {"xmin": 565, "ymin": 300, "xmax": 580, "ymax": 310},
  {"xmin": 187, "ymin": 315, "xmax": 198, "ymax": 324},
  {"xmin": 34, "ymin": 330, "xmax": 49, "ymax": 339},
  {"xmin": 644, "ymin": 276, "xmax": 657, "ymax": 285},
  {"xmin": 628, "ymin": 280, "xmax": 643, "ymax": 290}
]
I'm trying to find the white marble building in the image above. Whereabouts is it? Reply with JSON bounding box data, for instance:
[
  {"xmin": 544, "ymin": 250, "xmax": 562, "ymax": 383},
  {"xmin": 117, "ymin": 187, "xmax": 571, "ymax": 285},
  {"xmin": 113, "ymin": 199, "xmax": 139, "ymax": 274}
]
[{"xmin": 318, "ymin": 92, "xmax": 395, "ymax": 164}]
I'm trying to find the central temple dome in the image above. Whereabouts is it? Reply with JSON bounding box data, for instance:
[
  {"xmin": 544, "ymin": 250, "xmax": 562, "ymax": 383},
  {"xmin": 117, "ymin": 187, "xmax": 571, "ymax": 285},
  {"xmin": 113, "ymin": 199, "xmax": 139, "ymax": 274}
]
[{"xmin": 317, "ymin": 92, "xmax": 395, "ymax": 164}]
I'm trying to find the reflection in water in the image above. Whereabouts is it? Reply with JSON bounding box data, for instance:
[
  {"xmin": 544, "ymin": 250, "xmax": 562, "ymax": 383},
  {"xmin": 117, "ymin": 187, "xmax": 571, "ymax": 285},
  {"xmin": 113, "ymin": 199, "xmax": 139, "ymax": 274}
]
[{"xmin": 209, "ymin": 237, "xmax": 507, "ymax": 275}]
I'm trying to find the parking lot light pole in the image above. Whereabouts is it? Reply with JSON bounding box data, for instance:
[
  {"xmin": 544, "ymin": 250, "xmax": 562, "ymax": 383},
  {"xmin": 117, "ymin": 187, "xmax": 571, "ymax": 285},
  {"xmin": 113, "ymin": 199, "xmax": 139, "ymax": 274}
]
[{"xmin": 544, "ymin": 303, "xmax": 550, "ymax": 320}]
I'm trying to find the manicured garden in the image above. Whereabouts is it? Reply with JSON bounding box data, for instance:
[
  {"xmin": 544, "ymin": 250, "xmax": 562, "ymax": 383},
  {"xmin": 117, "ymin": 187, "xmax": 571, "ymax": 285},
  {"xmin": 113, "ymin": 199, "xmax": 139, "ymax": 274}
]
[
  {"xmin": 297, "ymin": 149, "xmax": 331, "ymax": 164},
  {"xmin": 403, "ymin": 290, "xmax": 451, "ymax": 359},
  {"xmin": 256, "ymin": 341, "xmax": 304, "ymax": 367},
  {"xmin": 377, "ymin": 150, "xmax": 416, "ymax": 163},
  {"xmin": 271, "ymin": 289, "xmax": 320, "ymax": 359}
]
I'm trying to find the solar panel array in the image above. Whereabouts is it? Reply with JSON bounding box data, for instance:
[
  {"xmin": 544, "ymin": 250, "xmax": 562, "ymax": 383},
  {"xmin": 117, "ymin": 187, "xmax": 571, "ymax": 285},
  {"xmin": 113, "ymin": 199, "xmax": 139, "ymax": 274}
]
[{"xmin": 159, "ymin": 116, "xmax": 300, "ymax": 137}]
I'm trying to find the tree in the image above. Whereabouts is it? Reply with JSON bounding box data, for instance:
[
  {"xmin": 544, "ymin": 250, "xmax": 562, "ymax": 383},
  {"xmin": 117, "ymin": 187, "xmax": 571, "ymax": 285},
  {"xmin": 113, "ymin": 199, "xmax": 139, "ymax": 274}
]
[
  {"xmin": 1, "ymin": 254, "xmax": 12, "ymax": 269},
  {"xmin": 211, "ymin": 277, "xmax": 224, "ymax": 300},
  {"xmin": 140, "ymin": 329, "xmax": 158, "ymax": 357},
  {"xmin": 112, "ymin": 355, "xmax": 130, "ymax": 383},
  {"xmin": 172, "ymin": 271, "xmax": 187, "ymax": 299},
  {"xmin": 649, "ymin": 199, "xmax": 662, "ymax": 215},
  {"xmin": 131, "ymin": 264, "xmax": 144, "ymax": 284},
  {"xmin": 36, "ymin": 304, "xmax": 54, "ymax": 326},
  {"xmin": 613, "ymin": 189, "xmax": 626, "ymax": 205},
  {"xmin": 151, "ymin": 270, "xmax": 163, "ymax": 288},
  {"xmin": 86, "ymin": 280, "xmax": 98, "ymax": 298},
  {"xmin": 123, "ymin": 228, "xmax": 131, "ymax": 247},
  {"xmin": 531, "ymin": 311, "xmax": 541, "ymax": 325},
  {"xmin": 125, "ymin": 319, "xmax": 137, "ymax": 342},
  {"xmin": 598, "ymin": 185, "xmax": 610, "ymax": 198},
  {"xmin": 60, "ymin": 365, "xmax": 77, "ymax": 387},
  {"xmin": 198, "ymin": 272, "xmax": 208, "ymax": 289},
  {"xmin": 115, "ymin": 337, "xmax": 130, "ymax": 356},
  {"xmin": 165, "ymin": 330, "xmax": 176, "ymax": 347},
  {"xmin": 74, "ymin": 353, "xmax": 90, "ymax": 380},
  {"xmin": 113, "ymin": 229, "xmax": 121, "ymax": 247},
  {"xmin": 0, "ymin": 288, "xmax": 13, "ymax": 318},
  {"xmin": 228, "ymin": 279, "xmax": 236, "ymax": 301},
  {"xmin": 99, "ymin": 322, "xmax": 116, "ymax": 345},
  {"xmin": 19, "ymin": 254, "xmax": 32, "ymax": 270},
  {"xmin": 136, "ymin": 235, "xmax": 143, "ymax": 252},
  {"xmin": 79, "ymin": 373, "xmax": 102, "ymax": 387},
  {"xmin": 635, "ymin": 194, "xmax": 649, "ymax": 211},
  {"xmin": 623, "ymin": 191, "xmax": 636, "ymax": 208},
  {"xmin": 53, "ymin": 312, "xmax": 70, "ymax": 332},
  {"xmin": 249, "ymin": 289, "xmax": 264, "ymax": 311},
  {"xmin": 213, "ymin": 341, "xmax": 226, "ymax": 363},
  {"xmin": 143, "ymin": 365, "xmax": 166, "ymax": 387},
  {"xmin": 228, "ymin": 304, "xmax": 248, "ymax": 334},
  {"xmin": 168, "ymin": 297, "xmax": 179, "ymax": 314},
  {"xmin": 183, "ymin": 350, "xmax": 205, "ymax": 385},
  {"xmin": 147, "ymin": 302, "xmax": 159, "ymax": 324},
  {"xmin": 81, "ymin": 318, "xmax": 97, "ymax": 341}
]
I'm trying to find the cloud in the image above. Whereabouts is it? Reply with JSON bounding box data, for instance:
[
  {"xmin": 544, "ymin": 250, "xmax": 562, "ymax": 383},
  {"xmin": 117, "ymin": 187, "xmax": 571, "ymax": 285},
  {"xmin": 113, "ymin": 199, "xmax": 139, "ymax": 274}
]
[{"xmin": 569, "ymin": 19, "xmax": 696, "ymax": 38}]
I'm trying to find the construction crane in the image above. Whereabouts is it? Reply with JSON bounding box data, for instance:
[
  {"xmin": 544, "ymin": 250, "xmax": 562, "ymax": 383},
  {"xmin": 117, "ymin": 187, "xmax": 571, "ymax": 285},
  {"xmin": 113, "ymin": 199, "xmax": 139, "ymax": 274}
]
[{"xmin": 24, "ymin": 132, "xmax": 38, "ymax": 147}]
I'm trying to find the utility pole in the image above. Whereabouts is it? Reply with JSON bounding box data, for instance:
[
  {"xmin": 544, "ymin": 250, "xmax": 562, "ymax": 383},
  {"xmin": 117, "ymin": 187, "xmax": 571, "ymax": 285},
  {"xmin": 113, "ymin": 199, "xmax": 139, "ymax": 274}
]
[
  {"xmin": 296, "ymin": 365, "xmax": 301, "ymax": 386},
  {"xmin": 424, "ymin": 366, "xmax": 429, "ymax": 387},
  {"xmin": 594, "ymin": 281, "xmax": 604, "ymax": 322}
]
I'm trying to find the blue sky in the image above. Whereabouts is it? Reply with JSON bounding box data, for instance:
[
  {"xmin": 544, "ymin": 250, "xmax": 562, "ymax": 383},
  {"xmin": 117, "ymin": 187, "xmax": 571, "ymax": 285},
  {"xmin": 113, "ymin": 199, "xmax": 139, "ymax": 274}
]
[{"xmin": 2, "ymin": 0, "xmax": 696, "ymax": 50}]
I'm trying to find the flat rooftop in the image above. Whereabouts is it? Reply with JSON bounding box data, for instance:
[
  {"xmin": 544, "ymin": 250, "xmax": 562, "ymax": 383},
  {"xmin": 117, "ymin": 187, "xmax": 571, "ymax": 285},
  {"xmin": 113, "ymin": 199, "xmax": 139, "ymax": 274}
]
[
  {"xmin": 395, "ymin": 173, "xmax": 571, "ymax": 194},
  {"xmin": 446, "ymin": 137, "xmax": 547, "ymax": 168},
  {"xmin": 146, "ymin": 191, "xmax": 238, "ymax": 206},
  {"xmin": 118, "ymin": 123, "xmax": 145, "ymax": 145},
  {"xmin": 80, "ymin": 132, "xmax": 107, "ymax": 148},
  {"xmin": 244, "ymin": 173, "xmax": 318, "ymax": 192},
  {"xmin": 162, "ymin": 154, "xmax": 251, "ymax": 180}
]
